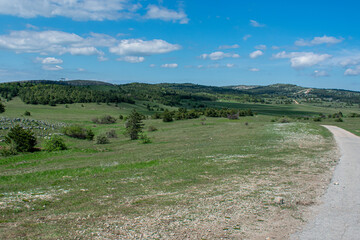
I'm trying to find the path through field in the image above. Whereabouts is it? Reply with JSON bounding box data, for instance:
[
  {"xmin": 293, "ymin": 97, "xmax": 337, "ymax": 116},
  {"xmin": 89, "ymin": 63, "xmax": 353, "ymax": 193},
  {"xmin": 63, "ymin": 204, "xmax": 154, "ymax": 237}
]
[{"xmin": 292, "ymin": 125, "xmax": 360, "ymax": 240}]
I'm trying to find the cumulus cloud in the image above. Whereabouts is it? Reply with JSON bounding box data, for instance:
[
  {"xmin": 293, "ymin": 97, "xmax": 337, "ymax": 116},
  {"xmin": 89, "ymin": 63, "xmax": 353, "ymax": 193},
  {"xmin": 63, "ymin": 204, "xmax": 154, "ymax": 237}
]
[
  {"xmin": 36, "ymin": 57, "xmax": 63, "ymax": 64},
  {"xmin": 313, "ymin": 70, "xmax": 329, "ymax": 77},
  {"xmin": 149, "ymin": 64, "xmax": 156, "ymax": 68},
  {"xmin": 42, "ymin": 65, "xmax": 63, "ymax": 71},
  {"xmin": 0, "ymin": 30, "xmax": 180, "ymax": 63},
  {"xmin": 250, "ymin": 20, "xmax": 265, "ymax": 27},
  {"xmin": 219, "ymin": 44, "xmax": 240, "ymax": 50},
  {"xmin": 344, "ymin": 65, "xmax": 360, "ymax": 76},
  {"xmin": 249, "ymin": 50, "xmax": 263, "ymax": 59},
  {"xmin": 145, "ymin": 5, "xmax": 189, "ymax": 24},
  {"xmin": 117, "ymin": 56, "xmax": 145, "ymax": 63},
  {"xmin": 249, "ymin": 68, "xmax": 260, "ymax": 72},
  {"xmin": 161, "ymin": 63, "xmax": 178, "ymax": 68},
  {"xmin": 77, "ymin": 68, "xmax": 85, "ymax": 72},
  {"xmin": 109, "ymin": 39, "xmax": 180, "ymax": 56},
  {"xmin": 68, "ymin": 47, "xmax": 103, "ymax": 56},
  {"xmin": 295, "ymin": 35, "xmax": 343, "ymax": 46},
  {"xmin": 200, "ymin": 51, "xmax": 240, "ymax": 60},
  {"xmin": 0, "ymin": 30, "xmax": 107, "ymax": 57},
  {"xmin": 226, "ymin": 63, "xmax": 234, "ymax": 68},
  {"xmin": 273, "ymin": 51, "xmax": 332, "ymax": 68},
  {"xmin": 255, "ymin": 44, "xmax": 267, "ymax": 50},
  {"xmin": 0, "ymin": 0, "xmax": 142, "ymax": 21}
]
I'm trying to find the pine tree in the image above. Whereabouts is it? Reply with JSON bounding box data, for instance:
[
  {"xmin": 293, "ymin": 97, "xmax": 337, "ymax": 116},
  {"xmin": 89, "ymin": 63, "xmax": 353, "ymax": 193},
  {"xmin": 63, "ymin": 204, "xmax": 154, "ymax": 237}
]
[{"xmin": 125, "ymin": 109, "xmax": 144, "ymax": 140}]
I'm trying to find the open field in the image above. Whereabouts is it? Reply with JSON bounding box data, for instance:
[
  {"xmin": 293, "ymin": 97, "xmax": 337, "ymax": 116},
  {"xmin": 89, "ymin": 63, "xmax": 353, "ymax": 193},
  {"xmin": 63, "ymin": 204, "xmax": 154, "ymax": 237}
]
[{"xmin": 0, "ymin": 98, "xmax": 359, "ymax": 238}]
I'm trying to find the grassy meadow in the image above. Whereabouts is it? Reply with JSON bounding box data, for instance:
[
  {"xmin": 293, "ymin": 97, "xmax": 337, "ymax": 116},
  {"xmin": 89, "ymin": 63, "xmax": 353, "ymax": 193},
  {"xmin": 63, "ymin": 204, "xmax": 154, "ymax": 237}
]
[{"xmin": 0, "ymin": 98, "xmax": 359, "ymax": 238}]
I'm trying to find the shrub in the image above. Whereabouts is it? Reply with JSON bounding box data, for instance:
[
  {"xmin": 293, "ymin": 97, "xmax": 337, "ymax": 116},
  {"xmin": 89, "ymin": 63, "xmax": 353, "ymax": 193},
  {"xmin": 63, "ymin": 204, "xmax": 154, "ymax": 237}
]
[
  {"xmin": 92, "ymin": 115, "xmax": 117, "ymax": 124},
  {"xmin": 335, "ymin": 118, "xmax": 343, "ymax": 122},
  {"xmin": 148, "ymin": 126, "xmax": 158, "ymax": 132},
  {"xmin": 63, "ymin": 125, "xmax": 94, "ymax": 140},
  {"xmin": 96, "ymin": 135, "xmax": 110, "ymax": 144},
  {"xmin": 278, "ymin": 118, "xmax": 290, "ymax": 123},
  {"xmin": 24, "ymin": 111, "xmax": 31, "ymax": 116},
  {"xmin": 44, "ymin": 135, "xmax": 67, "ymax": 152},
  {"xmin": 106, "ymin": 129, "xmax": 118, "ymax": 138},
  {"xmin": 162, "ymin": 110, "xmax": 173, "ymax": 122},
  {"xmin": 313, "ymin": 117, "xmax": 322, "ymax": 122},
  {"xmin": 5, "ymin": 125, "xmax": 37, "ymax": 152},
  {"xmin": 0, "ymin": 102, "xmax": 5, "ymax": 113},
  {"xmin": 140, "ymin": 134, "xmax": 151, "ymax": 144},
  {"xmin": 0, "ymin": 144, "xmax": 17, "ymax": 156}
]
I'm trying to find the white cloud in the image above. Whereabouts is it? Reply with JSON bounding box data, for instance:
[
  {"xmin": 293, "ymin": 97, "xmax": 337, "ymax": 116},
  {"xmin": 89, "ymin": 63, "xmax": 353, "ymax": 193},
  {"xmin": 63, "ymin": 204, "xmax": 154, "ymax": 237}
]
[
  {"xmin": 149, "ymin": 64, "xmax": 156, "ymax": 68},
  {"xmin": 249, "ymin": 68, "xmax": 260, "ymax": 72},
  {"xmin": 0, "ymin": 30, "xmax": 180, "ymax": 62},
  {"xmin": 42, "ymin": 65, "xmax": 63, "ymax": 71},
  {"xmin": 77, "ymin": 68, "xmax": 85, "ymax": 72},
  {"xmin": 25, "ymin": 24, "xmax": 38, "ymax": 29},
  {"xmin": 109, "ymin": 39, "xmax": 181, "ymax": 56},
  {"xmin": 37, "ymin": 57, "xmax": 63, "ymax": 64},
  {"xmin": 219, "ymin": 44, "xmax": 240, "ymax": 50},
  {"xmin": 255, "ymin": 44, "xmax": 267, "ymax": 50},
  {"xmin": 243, "ymin": 34, "xmax": 251, "ymax": 41},
  {"xmin": 249, "ymin": 50, "xmax": 263, "ymax": 59},
  {"xmin": 250, "ymin": 20, "xmax": 265, "ymax": 27},
  {"xmin": 344, "ymin": 65, "xmax": 360, "ymax": 76},
  {"xmin": 272, "ymin": 46, "xmax": 280, "ymax": 50},
  {"xmin": 295, "ymin": 35, "xmax": 343, "ymax": 46},
  {"xmin": 226, "ymin": 63, "xmax": 234, "ymax": 68},
  {"xmin": 200, "ymin": 51, "xmax": 240, "ymax": 60},
  {"xmin": 68, "ymin": 47, "xmax": 103, "ymax": 56},
  {"xmin": 313, "ymin": 70, "xmax": 329, "ymax": 77},
  {"xmin": 273, "ymin": 51, "xmax": 332, "ymax": 68},
  {"xmin": 117, "ymin": 56, "xmax": 145, "ymax": 63},
  {"xmin": 0, "ymin": 30, "xmax": 108, "ymax": 57},
  {"xmin": 0, "ymin": 0, "xmax": 142, "ymax": 21},
  {"xmin": 161, "ymin": 63, "xmax": 178, "ymax": 68},
  {"xmin": 145, "ymin": 5, "xmax": 189, "ymax": 24}
]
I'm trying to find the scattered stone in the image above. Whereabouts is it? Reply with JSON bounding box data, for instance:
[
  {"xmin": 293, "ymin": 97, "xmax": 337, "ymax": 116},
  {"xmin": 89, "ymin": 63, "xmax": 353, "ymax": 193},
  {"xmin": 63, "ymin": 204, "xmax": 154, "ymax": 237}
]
[
  {"xmin": 274, "ymin": 197, "xmax": 284, "ymax": 204},
  {"xmin": 334, "ymin": 182, "xmax": 339, "ymax": 185}
]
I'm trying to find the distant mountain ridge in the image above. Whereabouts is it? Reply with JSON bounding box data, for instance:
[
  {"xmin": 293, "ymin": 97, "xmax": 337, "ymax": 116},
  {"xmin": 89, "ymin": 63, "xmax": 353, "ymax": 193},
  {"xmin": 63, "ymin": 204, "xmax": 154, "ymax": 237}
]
[{"xmin": 1, "ymin": 80, "xmax": 360, "ymax": 105}]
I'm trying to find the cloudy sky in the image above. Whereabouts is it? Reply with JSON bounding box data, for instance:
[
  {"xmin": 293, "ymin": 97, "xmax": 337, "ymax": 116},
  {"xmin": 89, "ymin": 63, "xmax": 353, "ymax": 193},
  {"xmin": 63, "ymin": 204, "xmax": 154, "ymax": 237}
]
[{"xmin": 0, "ymin": 0, "xmax": 359, "ymax": 90}]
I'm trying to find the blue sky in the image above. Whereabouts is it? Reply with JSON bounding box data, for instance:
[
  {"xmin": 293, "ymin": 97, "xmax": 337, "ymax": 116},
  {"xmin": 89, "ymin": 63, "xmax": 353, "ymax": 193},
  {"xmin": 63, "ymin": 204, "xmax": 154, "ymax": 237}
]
[{"xmin": 0, "ymin": 0, "xmax": 360, "ymax": 90}]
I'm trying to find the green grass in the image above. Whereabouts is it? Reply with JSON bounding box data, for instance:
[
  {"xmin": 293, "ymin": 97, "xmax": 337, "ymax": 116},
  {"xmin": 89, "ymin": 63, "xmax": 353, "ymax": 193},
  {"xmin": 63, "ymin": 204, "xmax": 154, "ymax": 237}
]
[{"xmin": 0, "ymin": 98, "xmax": 359, "ymax": 238}]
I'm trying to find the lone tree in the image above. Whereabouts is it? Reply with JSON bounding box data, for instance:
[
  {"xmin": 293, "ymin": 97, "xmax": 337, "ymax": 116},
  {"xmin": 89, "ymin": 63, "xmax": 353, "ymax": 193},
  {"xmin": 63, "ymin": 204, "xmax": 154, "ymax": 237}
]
[
  {"xmin": 5, "ymin": 125, "xmax": 37, "ymax": 152},
  {"xmin": 0, "ymin": 102, "xmax": 5, "ymax": 113},
  {"xmin": 125, "ymin": 109, "xmax": 144, "ymax": 140}
]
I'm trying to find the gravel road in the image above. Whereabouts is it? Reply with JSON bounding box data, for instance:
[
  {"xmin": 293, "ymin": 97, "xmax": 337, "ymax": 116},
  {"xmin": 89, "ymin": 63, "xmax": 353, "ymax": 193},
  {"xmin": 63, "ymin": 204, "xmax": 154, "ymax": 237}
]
[{"xmin": 291, "ymin": 125, "xmax": 360, "ymax": 240}]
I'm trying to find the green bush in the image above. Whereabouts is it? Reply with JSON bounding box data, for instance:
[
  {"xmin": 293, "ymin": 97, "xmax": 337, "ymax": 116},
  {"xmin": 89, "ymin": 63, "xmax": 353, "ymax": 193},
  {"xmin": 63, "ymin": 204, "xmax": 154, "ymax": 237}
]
[
  {"xmin": 63, "ymin": 125, "xmax": 94, "ymax": 140},
  {"xmin": 92, "ymin": 115, "xmax": 117, "ymax": 124},
  {"xmin": 0, "ymin": 144, "xmax": 17, "ymax": 157},
  {"xmin": 139, "ymin": 134, "xmax": 151, "ymax": 144},
  {"xmin": 5, "ymin": 125, "xmax": 37, "ymax": 152},
  {"xmin": 44, "ymin": 135, "xmax": 67, "ymax": 152},
  {"xmin": 24, "ymin": 111, "xmax": 31, "ymax": 116},
  {"xmin": 162, "ymin": 110, "xmax": 173, "ymax": 122},
  {"xmin": 147, "ymin": 126, "xmax": 158, "ymax": 132},
  {"xmin": 0, "ymin": 102, "xmax": 5, "ymax": 113},
  {"xmin": 106, "ymin": 130, "xmax": 118, "ymax": 138},
  {"xmin": 335, "ymin": 118, "xmax": 343, "ymax": 122},
  {"xmin": 96, "ymin": 135, "xmax": 109, "ymax": 144}
]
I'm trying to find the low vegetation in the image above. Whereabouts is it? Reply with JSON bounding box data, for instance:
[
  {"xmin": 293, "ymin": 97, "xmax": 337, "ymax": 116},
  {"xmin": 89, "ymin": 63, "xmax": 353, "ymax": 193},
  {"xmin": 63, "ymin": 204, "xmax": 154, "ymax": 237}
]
[
  {"xmin": 0, "ymin": 80, "xmax": 359, "ymax": 239},
  {"xmin": 63, "ymin": 125, "xmax": 94, "ymax": 140}
]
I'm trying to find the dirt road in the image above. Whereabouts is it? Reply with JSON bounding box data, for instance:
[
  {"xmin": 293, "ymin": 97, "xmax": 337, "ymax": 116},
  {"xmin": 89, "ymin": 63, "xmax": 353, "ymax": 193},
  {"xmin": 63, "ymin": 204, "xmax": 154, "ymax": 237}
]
[{"xmin": 291, "ymin": 125, "xmax": 360, "ymax": 240}]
